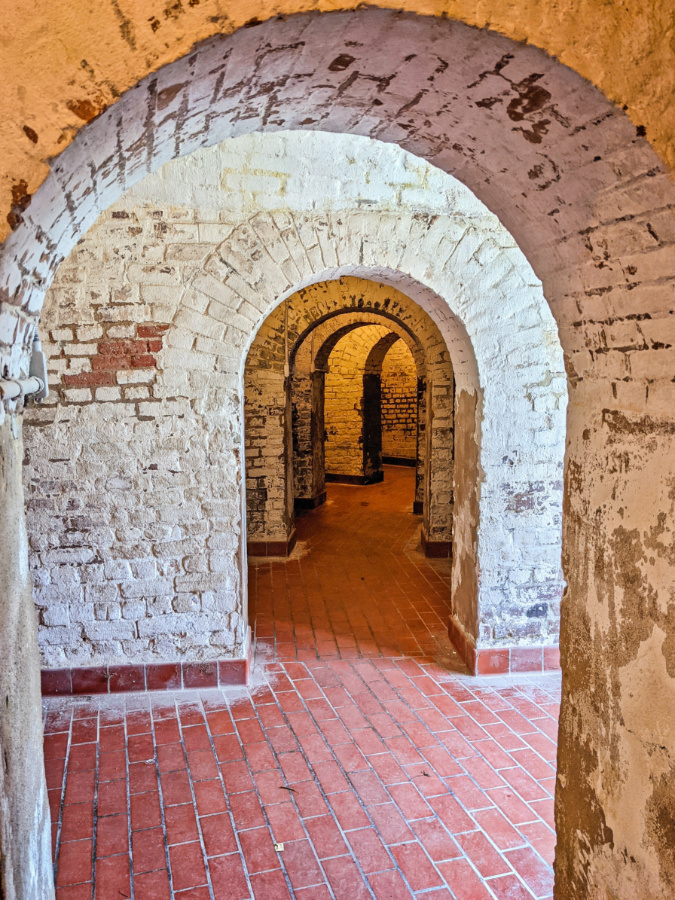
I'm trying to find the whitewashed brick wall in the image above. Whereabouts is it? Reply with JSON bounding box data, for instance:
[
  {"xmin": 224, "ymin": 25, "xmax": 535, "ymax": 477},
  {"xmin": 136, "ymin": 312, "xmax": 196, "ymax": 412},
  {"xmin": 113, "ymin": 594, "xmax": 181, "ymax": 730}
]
[
  {"xmin": 381, "ymin": 341, "xmax": 417, "ymax": 461},
  {"xmin": 22, "ymin": 132, "xmax": 566, "ymax": 666}
]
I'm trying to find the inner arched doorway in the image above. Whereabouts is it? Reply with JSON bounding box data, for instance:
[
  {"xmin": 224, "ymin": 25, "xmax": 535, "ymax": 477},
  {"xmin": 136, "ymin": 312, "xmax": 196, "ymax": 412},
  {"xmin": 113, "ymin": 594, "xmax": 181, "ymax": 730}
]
[
  {"xmin": 244, "ymin": 278, "xmax": 455, "ymax": 566},
  {"xmin": 244, "ymin": 289, "xmax": 457, "ymax": 662}
]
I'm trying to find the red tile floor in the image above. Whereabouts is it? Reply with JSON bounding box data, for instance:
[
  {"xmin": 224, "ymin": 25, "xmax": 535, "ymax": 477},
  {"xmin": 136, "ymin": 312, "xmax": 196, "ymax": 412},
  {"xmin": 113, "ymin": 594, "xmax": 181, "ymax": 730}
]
[{"xmin": 45, "ymin": 466, "xmax": 560, "ymax": 899}]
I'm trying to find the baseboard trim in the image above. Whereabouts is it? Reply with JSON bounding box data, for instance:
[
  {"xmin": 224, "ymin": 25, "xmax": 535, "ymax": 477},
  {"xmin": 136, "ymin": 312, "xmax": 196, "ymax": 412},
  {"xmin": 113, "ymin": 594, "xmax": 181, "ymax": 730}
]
[
  {"xmin": 294, "ymin": 491, "xmax": 327, "ymax": 510},
  {"xmin": 247, "ymin": 528, "xmax": 297, "ymax": 558},
  {"xmin": 325, "ymin": 471, "xmax": 384, "ymax": 486},
  {"xmin": 420, "ymin": 528, "xmax": 452, "ymax": 558},
  {"xmin": 446, "ymin": 616, "xmax": 561, "ymax": 676},
  {"xmin": 447, "ymin": 616, "xmax": 477, "ymax": 674},
  {"xmin": 381, "ymin": 456, "xmax": 416, "ymax": 467},
  {"xmin": 41, "ymin": 632, "xmax": 252, "ymax": 695}
]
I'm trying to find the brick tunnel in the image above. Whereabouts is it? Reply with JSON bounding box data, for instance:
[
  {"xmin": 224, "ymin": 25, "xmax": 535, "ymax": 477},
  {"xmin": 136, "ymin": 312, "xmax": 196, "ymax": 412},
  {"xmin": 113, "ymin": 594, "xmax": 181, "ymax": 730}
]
[{"xmin": 1, "ymin": 9, "xmax": 674, "ymax": 900}]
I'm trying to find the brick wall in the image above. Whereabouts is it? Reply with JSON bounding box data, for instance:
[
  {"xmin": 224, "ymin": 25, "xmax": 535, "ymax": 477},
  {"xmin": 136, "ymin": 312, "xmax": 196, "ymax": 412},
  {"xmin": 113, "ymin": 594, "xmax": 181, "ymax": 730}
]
[
  {"xmin": 324, "ymin": 325, "xmax": 391, "ymax": 477},
  {"xmin": 244, "ymin": 371, "xmax": 291, "ymax": 541},
  {"xmin": 45, "ymin": 323, "xmax": 168, "ymax": 403},
  {"xmin": 20, "ymin": 132, "xmax": 566, "ymax": 668},
  {"xmin": 381, "ymin": 340, "xmax": 417, "ymax": 460}
]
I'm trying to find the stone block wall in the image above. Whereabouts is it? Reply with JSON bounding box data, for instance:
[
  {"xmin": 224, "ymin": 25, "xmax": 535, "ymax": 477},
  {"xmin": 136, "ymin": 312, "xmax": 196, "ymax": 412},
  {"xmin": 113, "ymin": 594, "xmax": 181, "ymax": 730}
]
[
  {"xmin": 291, "ymin": 367, "xmax": 316, "ymax": 501},
  {"xmin": 381, "ymin": 340, "xmax": 417, "ymax": 461}
]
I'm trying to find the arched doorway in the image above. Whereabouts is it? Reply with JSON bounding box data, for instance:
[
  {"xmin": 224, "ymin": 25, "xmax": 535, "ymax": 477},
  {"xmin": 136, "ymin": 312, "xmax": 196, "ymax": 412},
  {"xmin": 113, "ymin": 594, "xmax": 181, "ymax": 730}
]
[
  {"xmin": 2, "ymin": 10, "xmax": 672, "ymax": 896},
  {"xmin": 243, "ymin": 278, "xmax": 458, "ymax": 567}
]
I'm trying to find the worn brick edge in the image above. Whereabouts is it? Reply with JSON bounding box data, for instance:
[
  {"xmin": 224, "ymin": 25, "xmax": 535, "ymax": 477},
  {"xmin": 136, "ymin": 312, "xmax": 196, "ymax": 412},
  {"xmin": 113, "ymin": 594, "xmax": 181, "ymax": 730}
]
[
  {"xmin": 41, "ymin": 631, "xmax": 252, "ymax": 695},
  {"xmin": 325, "ymin": 472, "xmax": 385, "ymax": 486},
  {"xmin": 448, "ymin": 616, "xmax": 560, "ymax": 675},
  {"xmin": 294, "ymin": 492, "xmax": 327, "ymax": 511},
  {"xmin": 381, "ymin": 456, "xmax": 416, "ymax": 468},
  {"xmin": 247, "ymin": 528, "xmax": 297, "ymax": 559},
  {"xmin": 421, "ymin": 528, "xmax": 452, "ymax": 559}
]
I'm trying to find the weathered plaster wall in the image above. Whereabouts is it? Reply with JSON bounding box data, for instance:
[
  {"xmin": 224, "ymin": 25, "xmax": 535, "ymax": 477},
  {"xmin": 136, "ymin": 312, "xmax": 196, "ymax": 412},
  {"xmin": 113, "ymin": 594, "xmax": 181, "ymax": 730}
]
[
  {"xmin": 324, "ymin": 324, "xmax": 390, "ymax": 478},
  {"xmin": 0, "ymin": 13, "xmax": 672, "ymax": 899},
  {"xmin": 0, "ymin": 416, "xmax": 54, "ymax": 900},
  {"xmin": 451, "ymin": 389, "xmax": 481, "ymax": 646},
  {"xmin": 557, "ymin": 396, "xmax": 675, "ymax": 898},
  {"xmin": 381, "ymin": 340, "xmax": 417, "ymax": 461},
  {"xmin": 2, "ymin": 2, "xmax": 674, "ymax": 244}
]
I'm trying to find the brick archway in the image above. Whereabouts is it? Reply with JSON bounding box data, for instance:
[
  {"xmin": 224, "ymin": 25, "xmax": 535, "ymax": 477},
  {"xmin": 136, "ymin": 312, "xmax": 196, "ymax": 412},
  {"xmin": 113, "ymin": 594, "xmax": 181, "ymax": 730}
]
[
  {"xmin": 294, "ymin": 315, "xmax": 425, "ymax": 513},
  {"xmin": 248, "ymin": 283, "xmax": 459, "ymax": 554},
  {"xmin": 1, "ymin": 11, "xmax": 674, "ymax": 897},
  {"xmin": 232, "ymin": 208, "xmax": 565, "ymax": 669}
]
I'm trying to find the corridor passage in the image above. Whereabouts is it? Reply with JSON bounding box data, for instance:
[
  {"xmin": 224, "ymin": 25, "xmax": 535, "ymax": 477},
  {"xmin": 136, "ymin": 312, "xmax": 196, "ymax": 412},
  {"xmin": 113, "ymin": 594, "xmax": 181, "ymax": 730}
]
[
  {"xmin": 45, "ymin": 468, "xmax": 559, "ymax": 900},
  {"xmin": 250, "ymin": 466, "xmax": 461, "ymax": 666}
]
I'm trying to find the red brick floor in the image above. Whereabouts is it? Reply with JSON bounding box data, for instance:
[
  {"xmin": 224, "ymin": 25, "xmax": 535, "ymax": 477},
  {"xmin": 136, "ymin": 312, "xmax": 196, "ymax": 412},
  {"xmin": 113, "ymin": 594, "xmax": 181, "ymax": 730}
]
[
  {"xmin": 250, "ymin": 466, "xmax": 463, "ymax": 667},
  {"xmin": 45, "ymin": 467, "xmax": 560, "ymax": 899}
]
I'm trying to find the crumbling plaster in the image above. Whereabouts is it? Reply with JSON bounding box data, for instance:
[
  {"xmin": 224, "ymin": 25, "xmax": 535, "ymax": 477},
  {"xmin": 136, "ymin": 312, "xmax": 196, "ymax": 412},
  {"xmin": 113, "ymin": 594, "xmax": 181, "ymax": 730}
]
[
  {"xmin": 1, "ymin": 1, "xmax": 674, "ymax": 244},
  {"xmin": 0, "ymin": 12, "xmax": 673, "ymax": 897}
]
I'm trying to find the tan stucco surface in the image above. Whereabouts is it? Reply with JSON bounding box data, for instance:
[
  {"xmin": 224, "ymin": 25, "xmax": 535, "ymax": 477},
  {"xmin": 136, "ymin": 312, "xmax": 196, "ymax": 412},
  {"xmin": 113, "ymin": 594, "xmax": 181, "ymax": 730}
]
[{"xmin": 1, "ymin": 0, "xmax": 674, "ymax": 242}]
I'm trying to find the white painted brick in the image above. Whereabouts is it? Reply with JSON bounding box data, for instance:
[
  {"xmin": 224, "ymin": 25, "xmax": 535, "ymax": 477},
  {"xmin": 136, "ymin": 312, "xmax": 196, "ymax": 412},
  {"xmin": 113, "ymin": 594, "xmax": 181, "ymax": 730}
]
[
  {"xmin": 96, "ymin": 387, "xmax": 122, "ymax": 402},
  {"xmin": 23, "ymin": 132, "xmax": 568, "ymax": 668},
  {"xmin": 76, "ymin": 324, "xmax": 103, "ymax": 341}
]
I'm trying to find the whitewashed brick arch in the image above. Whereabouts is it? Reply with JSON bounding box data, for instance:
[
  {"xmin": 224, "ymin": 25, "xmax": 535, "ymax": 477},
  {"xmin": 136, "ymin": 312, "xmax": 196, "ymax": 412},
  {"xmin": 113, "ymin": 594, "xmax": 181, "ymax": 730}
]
[
  {"xmin": 186, "ymin": 210, "xmax": 566, "ymax": 656},
  {"xmin": 245, "ymin": 284, "xmax": 451, "ymax": 545},
  {"xmin": 4, "ymin": 10, "xmax": 675, "ymax": 894}
]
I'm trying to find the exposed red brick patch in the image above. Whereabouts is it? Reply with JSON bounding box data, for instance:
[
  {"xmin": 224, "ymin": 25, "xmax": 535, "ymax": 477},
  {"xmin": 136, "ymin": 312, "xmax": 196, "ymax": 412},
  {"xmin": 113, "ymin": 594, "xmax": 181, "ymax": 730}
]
[
  {"xmin": 7, "ymin": 178, "xmax": 32, "ymax": 230},
  {"xmin": 61, "ymin": 326, "xmax": 168, "ymax": 390},
  {"xmin": 61, "ymin": 371, "xmax": 117, "ymax": 388},
  {"xmin": 65, "ymin": 96, "xmax": 107, "ymax": 123},
  {"xmin": 138, "ymin": 324, "xmax": 170, "ymax": 338}
]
